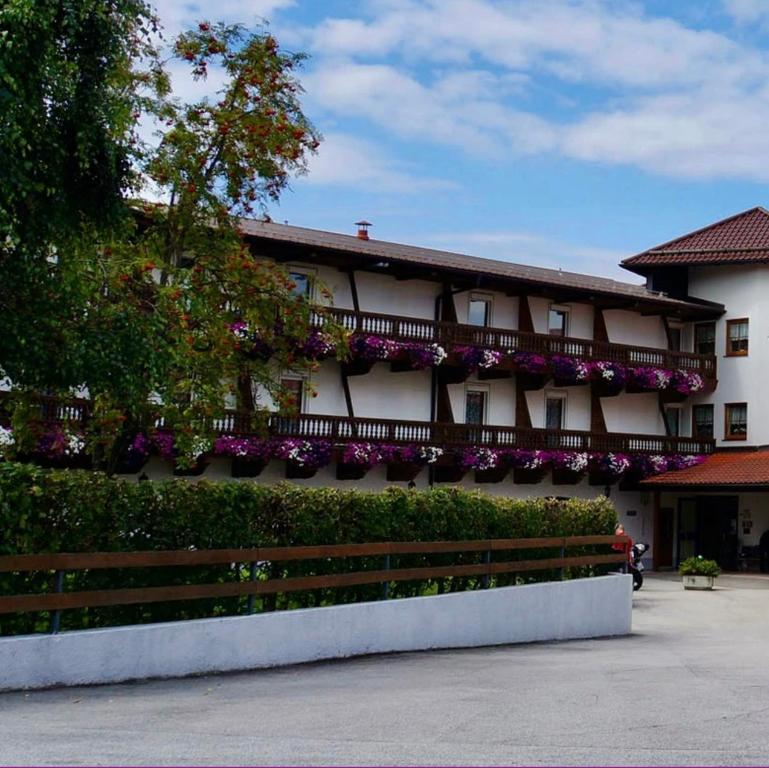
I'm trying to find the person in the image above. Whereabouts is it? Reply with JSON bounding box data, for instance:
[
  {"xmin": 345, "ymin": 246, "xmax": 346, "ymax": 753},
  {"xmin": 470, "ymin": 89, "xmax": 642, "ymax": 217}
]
[{"xmin": 613, "ymin": 523, "xmax": 633, "ymax": 571}]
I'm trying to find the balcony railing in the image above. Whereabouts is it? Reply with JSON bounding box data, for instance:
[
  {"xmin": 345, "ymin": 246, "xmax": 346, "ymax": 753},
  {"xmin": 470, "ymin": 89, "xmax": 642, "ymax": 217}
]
[
  {"xmin": 1, "ymin": 393, "xmax": 713, "ymax": 457},
  {"xmin": 318, "ymin": 308, "xmax": 717, "ymax": 377},
  {"xmin": 215, "ymin": 412, "xmax": 713, "ymax": 456}
]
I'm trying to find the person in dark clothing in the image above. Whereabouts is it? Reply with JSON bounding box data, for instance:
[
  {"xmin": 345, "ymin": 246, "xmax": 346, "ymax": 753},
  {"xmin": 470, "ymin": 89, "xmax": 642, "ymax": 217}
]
[{"xmin": 760, "ymin": 530, "xmax": 769, "ymax": 574}]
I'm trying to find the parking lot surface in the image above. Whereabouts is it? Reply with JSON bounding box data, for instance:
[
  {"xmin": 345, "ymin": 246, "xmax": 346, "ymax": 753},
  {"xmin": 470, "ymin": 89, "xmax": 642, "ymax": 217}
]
[{"xmin": 3, "ymin": 573, "xmax": 769, "ymax": 766}]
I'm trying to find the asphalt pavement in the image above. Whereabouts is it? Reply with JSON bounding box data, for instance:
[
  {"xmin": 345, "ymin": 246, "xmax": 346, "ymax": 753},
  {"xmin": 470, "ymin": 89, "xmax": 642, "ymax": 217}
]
[{"xmin": 2, "ymin": 573, "xmax": 769, "ymax": 766}]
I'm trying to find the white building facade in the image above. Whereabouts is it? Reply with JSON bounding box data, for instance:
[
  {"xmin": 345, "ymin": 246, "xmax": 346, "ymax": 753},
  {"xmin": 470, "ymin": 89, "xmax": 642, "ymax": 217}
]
[{"xmin": 133, "ymin": 215, "xmax": 734, "ymax": 569}]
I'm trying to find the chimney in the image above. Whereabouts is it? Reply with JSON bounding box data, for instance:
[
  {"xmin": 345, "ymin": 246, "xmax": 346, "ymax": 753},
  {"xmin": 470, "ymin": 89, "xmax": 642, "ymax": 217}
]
[{"xmin": 355, "ymin": 220, "xmax": 371, "ymax": 240}]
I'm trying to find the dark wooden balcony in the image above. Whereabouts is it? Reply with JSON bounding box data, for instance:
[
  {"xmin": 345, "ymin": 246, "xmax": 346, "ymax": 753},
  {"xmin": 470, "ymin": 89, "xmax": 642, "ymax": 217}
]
[
  {"xmin": 319, "ymin": 308, "xmax": 716, "ymax": 377},
  {"xmin": 215, "ymin": 412, "xmax": 714, "ymax": 456}
]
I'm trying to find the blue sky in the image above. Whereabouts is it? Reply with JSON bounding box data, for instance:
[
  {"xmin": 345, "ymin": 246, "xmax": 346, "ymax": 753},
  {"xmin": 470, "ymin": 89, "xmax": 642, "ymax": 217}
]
[{"xmin": 154, "ymin": 0, "xmax": 769, "ymax": 280}]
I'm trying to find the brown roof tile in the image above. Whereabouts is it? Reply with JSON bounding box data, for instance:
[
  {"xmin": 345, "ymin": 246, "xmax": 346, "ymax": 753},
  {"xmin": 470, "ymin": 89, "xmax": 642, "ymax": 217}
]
[
  {"xmin": 623, "ymin": 207, "xmax": 769, "ymax": 270},
  {"xmin": 641, "ymin": 449, "xmax": 769, "ymax": 488},
  {"xmin": 240, "ymin": 219, "xmax": 719, "ymax": 314}
]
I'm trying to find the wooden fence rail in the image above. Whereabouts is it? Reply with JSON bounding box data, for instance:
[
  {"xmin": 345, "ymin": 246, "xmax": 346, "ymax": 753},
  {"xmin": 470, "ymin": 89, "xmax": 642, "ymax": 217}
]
[{"xmin": 0, "ymin": 535, "xmax": 630, "ymax": 628}]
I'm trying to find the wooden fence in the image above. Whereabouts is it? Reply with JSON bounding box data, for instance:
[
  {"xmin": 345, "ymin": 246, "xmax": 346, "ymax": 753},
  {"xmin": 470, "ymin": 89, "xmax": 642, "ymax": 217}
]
[{"xmin": 0, "ymin": 535, "xmax": 630, "ymax": 633}]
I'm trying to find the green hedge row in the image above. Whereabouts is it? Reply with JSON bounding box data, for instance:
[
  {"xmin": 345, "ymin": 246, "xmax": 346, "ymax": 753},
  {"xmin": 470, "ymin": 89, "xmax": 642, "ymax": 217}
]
[{"xmin": 0, "ymin": 463, "xmax": 618, "ymax": 635}]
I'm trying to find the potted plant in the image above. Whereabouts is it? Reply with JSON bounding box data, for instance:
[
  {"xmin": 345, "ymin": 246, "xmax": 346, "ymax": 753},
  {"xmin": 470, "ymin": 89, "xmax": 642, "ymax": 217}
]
[{"xmin": 679, "ymin": 556, "xmax": 721, "ymax": 590}]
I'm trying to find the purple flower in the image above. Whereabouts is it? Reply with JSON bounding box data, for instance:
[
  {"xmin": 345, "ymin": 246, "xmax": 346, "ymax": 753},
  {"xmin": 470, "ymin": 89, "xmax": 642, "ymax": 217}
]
[
  {"xmin": 551, "ymin": 355, "xmax": 591, "ymax": 383},
  {"xmin": 36, "ymin": 427, "xmax": 85, "ymax": 459},
  {"xmin": 296, "ymin": 329, "xmax": 336, "ymax": 360},
  {"xmin": 213, "ymin": 436, "xmax": 271, "ymax": 460},
  {"xmin": 629, "ymin": 366, "xmax": 671, "ymax": 391},
  {"xmin": 273, "ymin": 438, "xmax": 332, "ymax": 469},
  {"xmin": 128, "ymin": 433, "xmax": 150, "ymax": 459},
  {"xmin": 513, "ymin": 351, "xmax": 549, "ymax": 374},
  {"xmin": 341, "ymin": 441, "xmax": 386, "ymax": 468},
  {"xmin": 350, "ymin": 335, "xmax": 401, "ymax": 362},
  {"xmin": 548, "ymin": 451, "xmax": 589, "ymax": 472},
  {"xmin": 392, "ymin": 444, "xmax": 444, "ymax": 464},
  {"xmin": 404, "ymin": 343, "xmax": 447, "ymax": 369},
  {"xmin": 505, "ymin": 449, "xmax": 546, "ymax": 470},
  {"xmin": 591, "ymin": 361, "xmax": 627, "ymax": 388},
  {"xmin": 152, "ymin": 431, "xmax": 175, "ymax": 459},
  {"xmin": 458, "ymin": 447, "xmax": 499, "ymax": 471},
  {"xmin": 670, "ymin": 369, "xmax": 705, "ymax": 395},
  {"xmin": 454, "ymin": 345, "xmax": 503, "ymax": 370},
  {"xmin": 595, "ymin": 452, "xmax": 632, "ymax": 477}
]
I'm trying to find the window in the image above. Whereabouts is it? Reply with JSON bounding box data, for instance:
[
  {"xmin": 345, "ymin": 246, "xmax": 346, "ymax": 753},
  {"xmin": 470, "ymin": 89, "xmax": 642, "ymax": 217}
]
[
  {"xmin": 664, "ymin": 406, "xmax": 681, "ymax": 437},
  {"xmin": 692, "ymin": 404, "xmax": 714, "ymax": 439},
  {"xmin": 465, "ymin": 389, "xmax": 487, "ymax": 425},
  {"xmin": 545, "ymin": 393, "xmax": 566, "ymax": 430},
  {"xmin": 668, "ymin": 326, "xmax": 682, "ymax": 352},
  {"xmin": 288, "ymin": 269, "xmax": 312, "ymax": 298},
  {"xmin": 694, "ymin": 323, "xmax": 716, "ymax": 356},
  {"xmin": 548, "ymin": 306, "xmax": 569, "ymax": 337},
  {"xmin": 280, "ymin": 377, "xmax": 305, "ymax": 414},
  {"xmin": 725, "ymin": 403, "xmax": 748, "ymax": 440},
  {"xmin": 468, "ymin": 295, "xmax": 491, "ymax": 327},
  {"xmin": 726, "ymin": 319, "xmax": 749, "ymax": 356}
]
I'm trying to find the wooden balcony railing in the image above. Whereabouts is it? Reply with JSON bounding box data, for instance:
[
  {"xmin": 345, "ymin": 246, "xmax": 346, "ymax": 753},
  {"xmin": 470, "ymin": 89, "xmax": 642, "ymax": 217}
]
[
  {"xmin": 318, "ymin": 308, "xmax": 717, "ymax": 377},
  {"xmin": 213, "ymin": 412, "xmax": 714, "ymax": 456}
]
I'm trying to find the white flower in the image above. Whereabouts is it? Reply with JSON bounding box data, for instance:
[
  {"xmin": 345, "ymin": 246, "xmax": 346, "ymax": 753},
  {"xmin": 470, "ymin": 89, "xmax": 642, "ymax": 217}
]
[
  {"xmin": 63, "ymin": 431, "xmax": 85, "ymax": 456},
  {"xmin": 189, "ymin": 436, "xmax": 212, "ymax": 459},
  {"xmin": 419, "ymin": 446, "xmax": 443, "ymax": 464},
  {"xmin": 0, "ymin": 426, "xmax": 14, "ymax": 456},
  {"xmin": 429, "ymin": 344, "xmax": 447, "ymax": 366}
]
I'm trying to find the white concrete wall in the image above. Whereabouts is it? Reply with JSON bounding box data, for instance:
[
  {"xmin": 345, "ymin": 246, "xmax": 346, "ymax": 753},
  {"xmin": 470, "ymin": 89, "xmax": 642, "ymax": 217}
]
[
  {"xmin": 526, "ymin": 385, "xmax": 591, "ymax": 431},
  {"xmin": 528, "ymin": 297, "xmax": 593, "ymax": 339},
  {"xmin": 455, "ymin": 292, "xmax": 518, "ymax": 329},
  {"xmin": 603, "ymin": 310, "xmax": 668, "ymax": 349},
  {"xmin": 447, "ymin": 375, "xmax": 516, "ymax": 426},
  {"xmin": 601, "ymin": 392, "xmax": 666, "ymax": 435},
  {"xmin": 350, "ymin": 366, "xmax": 432, "ymax": 421},
  {"xmin": 0, "ymin": 575, "xmax": 632, "ymax": 692},
  {"xmin": 687, "ymin": 264, "xmax": 769, "ymax": 446}
]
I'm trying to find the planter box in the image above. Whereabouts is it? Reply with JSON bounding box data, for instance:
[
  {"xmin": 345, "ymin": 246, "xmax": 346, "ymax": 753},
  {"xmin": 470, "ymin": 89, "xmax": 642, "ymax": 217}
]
[{"xmin": 682, "ymin": 574, "xmax": 715, "ymax": 590}]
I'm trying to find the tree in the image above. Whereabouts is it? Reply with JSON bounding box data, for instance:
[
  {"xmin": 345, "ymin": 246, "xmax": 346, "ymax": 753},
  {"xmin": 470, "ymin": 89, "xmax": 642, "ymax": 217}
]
[{"xmin": 1, "ymin": 15, "xmax": 345, "ymax": 471}]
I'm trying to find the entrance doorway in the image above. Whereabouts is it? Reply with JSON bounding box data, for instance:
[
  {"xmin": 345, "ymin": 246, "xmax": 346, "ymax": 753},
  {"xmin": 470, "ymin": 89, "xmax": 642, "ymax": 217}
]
[{"xmin": 677, "ymin": 496, "xmax": 739, "ymax": 569}]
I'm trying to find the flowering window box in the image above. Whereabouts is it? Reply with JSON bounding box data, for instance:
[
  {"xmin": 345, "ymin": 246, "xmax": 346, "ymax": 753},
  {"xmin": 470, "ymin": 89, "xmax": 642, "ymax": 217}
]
[
  {"xmin": 551, "ymin": 467, "xmax": 585, "ymax": 485},
  {"xmin": 230, "ymin": 456, "xmax": 268, "ymax": 478},
  {"xmin": 336, "ymin": 462, "xmax": 369, "ymax": 481},
  {"xmin": 433, "ymin": 465, "xmax": 469, "ymax": 483},
  {"xmin": 285, "ymin": 463, "xmax": 318, "ymax": 479},
  {"xmin": 474, "ymin": 465, "xmax": 511, "ymax": 483},
  {"xmin": 342, "ymin": 358, "xmax": 375, "ymax": 377},
  {"xmin": 385, "ymin": 461, "xmax": 423, "ymax": 482}
]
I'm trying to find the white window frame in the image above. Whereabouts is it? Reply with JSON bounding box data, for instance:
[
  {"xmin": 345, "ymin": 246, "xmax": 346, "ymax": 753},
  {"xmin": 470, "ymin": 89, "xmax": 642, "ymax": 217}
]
[
  {"xmin": 663, "ymin": 403, "xmax": 683, "ymax": 437},
  {"xmin": 464, "ymin": 384, "xmax": 490, "ymax": 425},
  {"xmin": 548, "ymin": 304, "xmax": 570, "ymax": 337},
  {"xmin": 468, "ymin": 293, "xmax": 493, "ymax": 327},
  {"xmin": 279, "ymin": 374, "xmax": 308, "ymax": 414},
  {"xmin": 544, "ymin": 389, "xmax": 567, "ymax": 430},
  {"xmin": 286, "ymin": 265, "xmax": 317, "ymax": 300}
]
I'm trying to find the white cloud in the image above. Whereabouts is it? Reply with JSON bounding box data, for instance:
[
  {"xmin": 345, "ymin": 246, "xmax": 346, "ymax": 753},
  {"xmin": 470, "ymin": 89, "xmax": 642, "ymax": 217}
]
[
  {"xmin": 151, "ymin": 0, "xmax": 294, "ymax": 36},
  {"xmin": 423, "ymin": 230, "xmax": 632, "ymax": 280},
  {"xmin": 302, "ymin": 133, "xmax": 456, "ymax": 193},
  {"xmin": 297, "ymin": 0, "xmax": 769, "ymax": 182},
  {"xmin": 722, "ymin": 0, "xmax": 769, "ymax": 23}
]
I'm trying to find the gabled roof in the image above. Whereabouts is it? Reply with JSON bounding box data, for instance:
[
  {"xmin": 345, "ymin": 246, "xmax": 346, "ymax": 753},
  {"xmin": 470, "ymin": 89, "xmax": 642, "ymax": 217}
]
[
  {"xmin": 641, "ymin": 449, "xmax": 769, "ymax": 489},
  {"xmin": 239, "ymin": 219, "xmax": 722, "ymax": 316},
  {"xmin": 623, "ymin": 207, "xmax": 769, "ymax": 272}
]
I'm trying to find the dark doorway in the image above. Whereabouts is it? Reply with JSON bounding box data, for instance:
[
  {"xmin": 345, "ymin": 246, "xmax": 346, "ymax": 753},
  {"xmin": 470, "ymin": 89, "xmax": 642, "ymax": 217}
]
[{"xmin": 677, "ymin": 496, "xmax": 739, "ymax": 569}]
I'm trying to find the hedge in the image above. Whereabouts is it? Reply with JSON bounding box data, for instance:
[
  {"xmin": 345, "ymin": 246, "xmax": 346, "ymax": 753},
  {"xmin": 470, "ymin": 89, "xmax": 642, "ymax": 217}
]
[{"xmin": 0, "ymin": 463, "xmax": 618, "ymax": 635}]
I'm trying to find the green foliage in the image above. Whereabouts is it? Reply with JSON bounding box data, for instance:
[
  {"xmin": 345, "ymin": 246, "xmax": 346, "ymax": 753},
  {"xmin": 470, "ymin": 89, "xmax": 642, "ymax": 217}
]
[
  {"xmin": 679, "ymin": 556, "xmax": 721, "ymax": 577},
  {"xmin": 1, "ymin": 11, "xmax": 342, "ymax": 471},
  {"xmin": 0, "ymin": 463, "xmax": 618, "ymax": 635}
]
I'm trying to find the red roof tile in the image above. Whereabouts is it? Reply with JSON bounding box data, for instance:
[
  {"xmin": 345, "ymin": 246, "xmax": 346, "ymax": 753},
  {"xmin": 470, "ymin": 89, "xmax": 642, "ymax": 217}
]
[
  {"xmin": 623, "ymin": 207, "xmax": 769, "ymax": 270},
  {"xmin": 641, "ymin": 449, "xmax": 769, "ymax": 488}
]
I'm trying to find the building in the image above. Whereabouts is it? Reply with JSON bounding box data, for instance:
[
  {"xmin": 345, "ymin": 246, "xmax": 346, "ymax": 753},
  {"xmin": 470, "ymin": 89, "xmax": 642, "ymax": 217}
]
[
  {"xmin": 17, "ymin": 207, "xmax": 769, "ymax": 571},
  {"xmin": 149, "ymin": 215, "xmax": 728, "ymax": 568}
]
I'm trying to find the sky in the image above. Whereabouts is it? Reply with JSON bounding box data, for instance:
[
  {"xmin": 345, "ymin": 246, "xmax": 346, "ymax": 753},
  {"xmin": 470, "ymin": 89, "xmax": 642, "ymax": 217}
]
[{"xmin": 152, "ymin": 0, "xmax": 769, "ymax": 281}]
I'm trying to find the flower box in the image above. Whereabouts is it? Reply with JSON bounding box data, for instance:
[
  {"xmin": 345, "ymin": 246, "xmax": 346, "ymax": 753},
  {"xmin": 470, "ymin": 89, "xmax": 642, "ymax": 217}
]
[
  {"xmin": 433, "ymin": 466, "xmax": 468, "ymax": 483},
  {"xmin": 516, "ymin": 371, "xmax": 549, "ymax": 391},
  {"xmin": 342, "ymin": 359, "xmax": 375, "ymax": 377},
  {"xmin": 386, "ymin": 462, "xmax": 423, "ymax": 482},
  {"xmin": 475, "ymin": 466, "xmax": 510, "ymax": 483},
  {"xmin": 682, "ymin": 575, "xmax": 715, "ymax": 590},
  {"xmin": 230, "ymin": 457, "xmax": 267, "ymax": 478},
  {"xmin": 512, "ymin": 466, "xmax": 548, "ymax": 484},
  {"xmin": 551, "ymin": 467, "xmax": 585, "ymax": 485},
  {"xmin": 336, "ymin": 463, "xmax": 368, "ymax": 481},
  {"xmin": 285, "ymin": 463, "xmax": 318, "ymax": 479}
]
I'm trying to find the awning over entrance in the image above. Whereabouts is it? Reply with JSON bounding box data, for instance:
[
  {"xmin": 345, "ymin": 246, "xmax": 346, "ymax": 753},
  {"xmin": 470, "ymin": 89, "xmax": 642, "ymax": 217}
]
[{"xmin": 641, "ymin": 449, "xmax": 769, "ymax": 491}]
